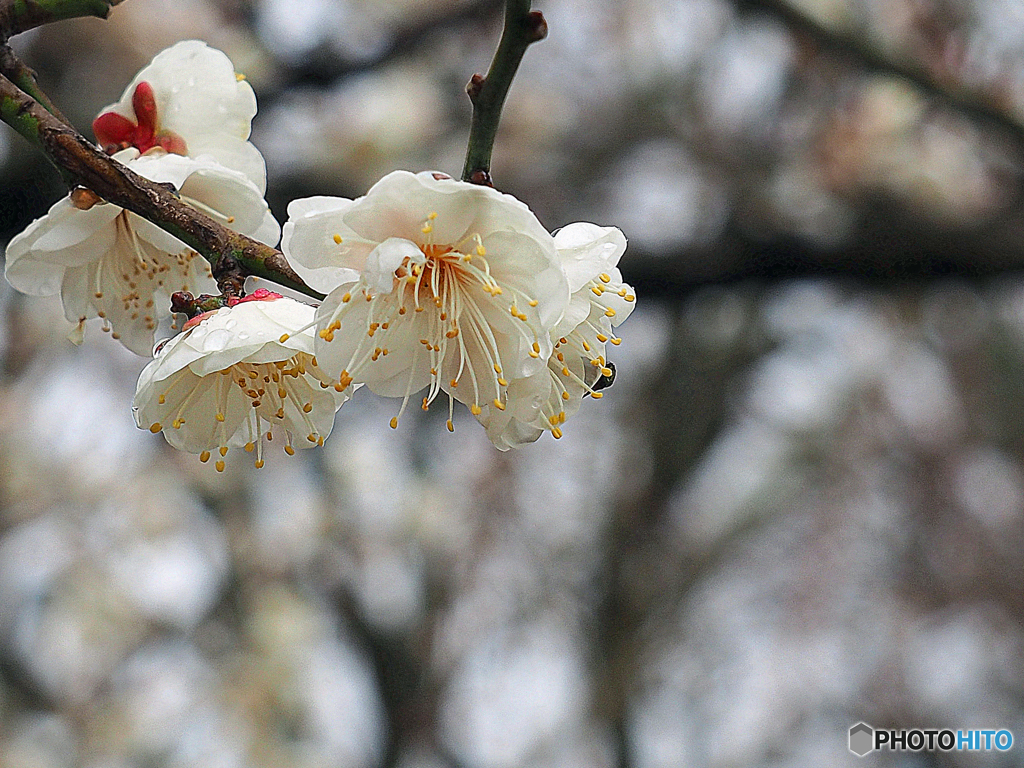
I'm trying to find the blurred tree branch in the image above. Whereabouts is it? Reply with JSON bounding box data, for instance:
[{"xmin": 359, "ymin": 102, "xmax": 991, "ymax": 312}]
[
  {"xmin": 742, "ymin": 0, "xmax": 1024, "ymax": 148},
  {"xmin": 0, "ymin": 0, "xmax": 122, "ymax": 39}
]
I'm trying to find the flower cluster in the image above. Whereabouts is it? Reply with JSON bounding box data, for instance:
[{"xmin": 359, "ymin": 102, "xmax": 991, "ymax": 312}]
[
  {"xmin": 281, "ymin": 171, "xmax": 635, "ymax": 449},
  {"xmin": 2, "ymin": 41, "xmax": 635, "ymax": 463},
  {"xmin": 5, "ymin": 41, "xmax": 276, "ymax": 356}
]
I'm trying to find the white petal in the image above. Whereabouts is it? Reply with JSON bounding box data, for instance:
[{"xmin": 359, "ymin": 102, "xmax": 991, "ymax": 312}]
[
  {"xmin": 281, "ymin": 197, "xmax": 371, "ymax": 293},
  {"xmin": 553, "ymin": 223, "xmax": 628, "ymax": 293},
  {"xmin": 365, "ymin": 238, "xmax": 420, "ymax": 294},
  {"xmin": 5, "ymin": 205, "xmax": 118, "ymax": 295}
]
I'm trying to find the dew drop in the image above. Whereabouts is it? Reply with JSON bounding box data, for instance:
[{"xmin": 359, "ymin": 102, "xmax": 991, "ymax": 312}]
[{"xmin": 203, "ymin": 328, "xmax": 232, "ymax": 351}]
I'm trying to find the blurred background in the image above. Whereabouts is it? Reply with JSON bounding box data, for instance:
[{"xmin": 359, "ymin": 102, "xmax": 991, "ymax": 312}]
[{"xmin": 2, "ymin": 0, "xmax": 1024, "ymax": 766}]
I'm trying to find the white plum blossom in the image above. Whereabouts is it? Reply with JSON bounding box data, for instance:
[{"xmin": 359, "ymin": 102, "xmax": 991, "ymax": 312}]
[
  {"xmin": 133, "ymin": 293, "xmax": 350, "ymax": 470},
  {"xmin": 281, "ymin": 171, "xmax": 570, "ymax": 434},
  {"xmin": 93, "ymin": 40, "xmax": 267, "ymax": 190},
  {"xmin": 482, "ymin": 223, "xmax": 636, "ymax": 449},
  {"xmin": 4, "ymin": 148, "xmax": 280, "ymax": 356}
]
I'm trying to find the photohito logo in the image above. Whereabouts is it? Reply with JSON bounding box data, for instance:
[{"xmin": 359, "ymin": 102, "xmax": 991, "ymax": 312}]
[{"xmin": 848, "ymin": 723, "xmax": 1014, "ymax": 757}]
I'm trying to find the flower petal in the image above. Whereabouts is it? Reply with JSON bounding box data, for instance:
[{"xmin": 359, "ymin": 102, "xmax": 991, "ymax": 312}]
[{"xmin": 553, "ymin": 222, "xmax": 628, "ymax": 293}]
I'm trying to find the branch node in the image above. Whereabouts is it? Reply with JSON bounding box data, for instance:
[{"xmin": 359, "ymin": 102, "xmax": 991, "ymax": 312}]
[
  {"xmin": 70, "ymin": 186, "xmax": 103, "ymax": 210},
  {"xmin": 466, "ymin": 73, "xmax": 486, "ymax": 103},
  {"xmin": 467, "ymin": 169, "xmax": 493, "ymax": 187},
  {"xmin": 524, "ymin": 10, "xmax": 547, "ymax": 42},
  {"xmin": 212, "ymin": 253, "xmax": 246, "ymax": 299}
]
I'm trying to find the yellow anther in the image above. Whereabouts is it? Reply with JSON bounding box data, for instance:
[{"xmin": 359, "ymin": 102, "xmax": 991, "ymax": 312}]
[
  {"xmin": 428, "ymin": 211, "xmax": 438, "ymax": 219},
  {"xmin": 421, "ymin": 225, "xmax": 433, "ymax": 234},
  {"xmin": 592, "ymin": 286, "xmax": 604, "ymax": 296},
  {"xmin": 498, "ymin": 378, "xmax": 508, "ymax": 386},
  {"xmin": 158, "ymin": 394, "xmax": 166, "ymax": 404},
  {"xmin": 552, "ymin": 427, "xmax": 563, "ymax": 439},
  {"xmin": 601, "ymin": 367, "xmax": 613, "ymax": 377},
  {"xmin": 476, "ymin": 245, "xmax": 486, "ymax": 256},
  {"xmin": 611, "ymin": 337, "xmax": 622, "ymax": 346},
  {"xmin": 173, "ymin": 419, "xmax": 184, "ymax": 429},
  {"xmin": 591, "ymin": 392, "xmax": 604, "ymax": 399},
  {"xmin": 306, "ymin": 433, "xmax": 318, "ymax": 443},
  {"xmin": 199, "ymin": 450, "xmax": 211, "ymax": 463},
  {"xmin": 562, "ymin": 367, "xmax": 570, "ymax": 376},
  {"xmin": 215, "ymin": 412, "xmax": 225, "ymax": 422},
  {"xmin": 471, "ymin": 404, "xmax": 482, "ymax": 416},
  {"xmin": 245, "ymin": 442, "xmax": 255, "ymax": 452},
  {"xmin": 302, "ymin": 403, "xmax": 313, "ymax": 413},
  {"xmin": 558, "ymin": 412, "xmax": 566, "ymax": 423},
  {"xmin": 390, "ymin": 416, "xmax": 399, "ymax": 429},
  {"xmin": 219, "ymin": 446, "xmax": 228, "ymax": 457},
  {"xmin": 342, "ymin": 292, "xmax": 352, "ymax": 303},
  {"xmin": 625, "ymin": 295, "xmax": 635, "ymax": 302},
  {"xmin": 562, "ymin": 391, "xmax": 570, "ymax": 400},
  {"xmin": 215, "ymin": 460, "xmax": 225, "ymax": 472},
  {"xmin": 493, "ymin": 364, "xmax": 502, "ymax": 374},
  {"xmin": 235, "ymin": 72, "xmax": 246, "ymax": 82},
  {"xmin": 279, "ymin": 333, "xmax": 290, "ymax": 342},
  {"xmin": 493, "ymin": 398, "xmax": 505, "ymax": 411},
  {"xmin": 446, "ymin": 419, "xmax": 454, "ymax": 432},
  {"xmin": 532, "ymin": 342, "xmax": 541, "ymax": 353},
  {"xmin": 255, "ymin": 459, "xmax": 264, "ymax": 468},
  {"xmin": 422, "ymin": 397, "xmax": 430, "ymax": 411},
  {"xmin": 605, "ymin": 308, "xmax": 617, "ymax": 317},
  {"xmin": 450, "ymin": 378, "xmax": 459, "ymax": 388},
  {"xmin": 284, "ymin": 445, "xmax": 295, "ymax": 456},
  {"xmin": 333, "ymin": 234, "xmax": 343, "ymax": 244},
  {"xmin": 597, "ymin": 334, "xmax": 608, "ymax": 342},
  {"xmin": 149, "ymin": 422, "xmax": 162, "ymax": 433},
  {"xmin": 528, "ymin": 299, "xmax": 538, "ymax": 307},
  {"xmin": 600, "ymin": 273, "xmax": 611, "ymax": 283}
]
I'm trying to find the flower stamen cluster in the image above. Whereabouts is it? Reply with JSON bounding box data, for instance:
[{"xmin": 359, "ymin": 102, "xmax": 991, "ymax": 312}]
[{"xmin": 135, "ymin": 295, "xmax": 349, "ymax": 470}]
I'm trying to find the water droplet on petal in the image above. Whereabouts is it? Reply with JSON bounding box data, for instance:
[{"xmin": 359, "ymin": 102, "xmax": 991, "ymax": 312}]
[{"xmin": 203, "ymin": 329, "xmax": 232, "ymax": 351}]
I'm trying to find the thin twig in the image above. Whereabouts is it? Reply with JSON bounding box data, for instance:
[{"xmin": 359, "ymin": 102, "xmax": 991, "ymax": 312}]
[
  {"xmin": 0, "ymin": 0, "xmax": 122, "ymax": 41},
  {"xmin": 0, "ymin": 44, "xmax": 70, "ymax": 124},
  {"xmin": 0, "ymin": 73, "xmax": 321, "ymax": 299},
  {"xmin": 461, "ymin": 0, "xmax": 547, "ymax": 185}
]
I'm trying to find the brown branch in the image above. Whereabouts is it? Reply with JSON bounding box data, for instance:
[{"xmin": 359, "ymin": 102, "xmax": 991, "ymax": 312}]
[{"xmin": 0, "ymin": 73, "xmax": 320, "ymax": 299}]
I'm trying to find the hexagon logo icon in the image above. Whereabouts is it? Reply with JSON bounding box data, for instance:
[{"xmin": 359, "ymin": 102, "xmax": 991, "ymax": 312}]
[{"xmin": 849, "ymin": 722, "xmax": 874, "ymax": 757}]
